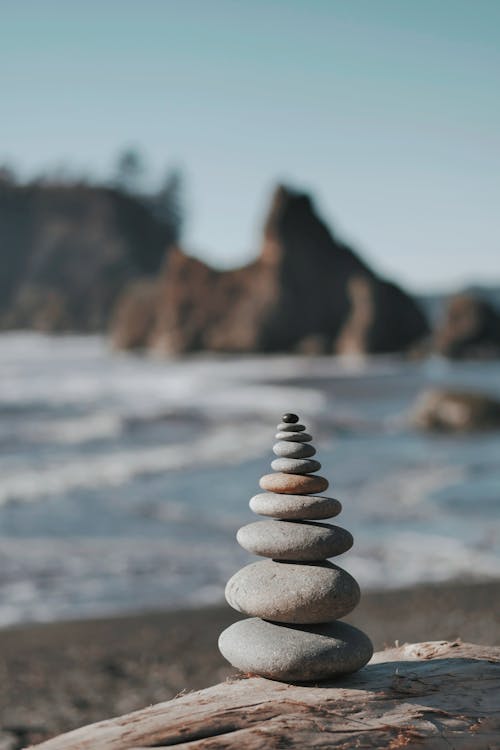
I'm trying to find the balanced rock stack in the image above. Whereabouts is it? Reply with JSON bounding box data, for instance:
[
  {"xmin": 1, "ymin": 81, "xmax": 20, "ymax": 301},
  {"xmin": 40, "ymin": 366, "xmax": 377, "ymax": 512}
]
[{"xmin": 219, "ymin": 413, "xmax": 373, "ymax": 682}]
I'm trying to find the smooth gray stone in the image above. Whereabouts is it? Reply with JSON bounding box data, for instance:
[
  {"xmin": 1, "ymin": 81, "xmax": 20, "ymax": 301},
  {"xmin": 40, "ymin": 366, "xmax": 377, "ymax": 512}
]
[
  {"xmin": 276, "ymin": 422, "xmax": 306, "ymax": 432},
  {"xmin": 218, "ymin": 618, "xmax": 373, "ymax": 681},
  {"xmin": 225, "ymin": 560, "xmax": 360, "ymax": 624},
  {"xmin": 275, "ymin": 431, "xmax": 312, "ymax": 442},
  {"xmin": 236, "ymin": 520, "xmax": 353, "ymax": 560},
  {"xmin": 249, "ymin": 492, "xmax": 342, "ymax": 520},
  {"xmin": 273, "ymin": 441, "xmax": 316, "ymax": 458},
  {"xmin": 270, "ymin": 458, "xmax": 321, "ymax": 474}
]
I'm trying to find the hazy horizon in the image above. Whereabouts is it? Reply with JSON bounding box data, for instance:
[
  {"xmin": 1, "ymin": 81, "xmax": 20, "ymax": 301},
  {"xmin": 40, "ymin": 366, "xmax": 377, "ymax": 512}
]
[{"xmin": 1, "ymin": 0, "xmax": 499, "ymax": 293}]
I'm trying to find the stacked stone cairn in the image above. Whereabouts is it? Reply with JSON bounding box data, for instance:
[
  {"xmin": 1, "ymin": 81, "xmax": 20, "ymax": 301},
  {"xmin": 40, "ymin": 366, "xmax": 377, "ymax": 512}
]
[{"xmin": 219, "ymin": 413, "xmax": 373, "ymax": 682}]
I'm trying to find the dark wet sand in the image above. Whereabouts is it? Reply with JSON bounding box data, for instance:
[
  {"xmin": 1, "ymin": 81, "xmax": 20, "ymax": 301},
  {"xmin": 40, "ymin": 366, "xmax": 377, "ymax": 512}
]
[{"xmin": 1, "ymin": 580, "xmax": 499, "ymax": 748}]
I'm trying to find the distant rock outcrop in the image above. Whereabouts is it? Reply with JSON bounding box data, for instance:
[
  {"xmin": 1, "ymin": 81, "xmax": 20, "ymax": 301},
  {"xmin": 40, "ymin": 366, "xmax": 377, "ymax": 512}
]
[
  {"xmin": 412, "ymin": 388, "xmax": 500, "ymax": 432},
  {"xmin": 434, "ymin": 293, "xmax": 500, "ymax": 359},
  {"xmin": 112, "ymin": 186, "xmax": 429, "ymax": 354},
  {"xmin": 0, "ymin": 181, "xmax": 174, "ymax": 331}
]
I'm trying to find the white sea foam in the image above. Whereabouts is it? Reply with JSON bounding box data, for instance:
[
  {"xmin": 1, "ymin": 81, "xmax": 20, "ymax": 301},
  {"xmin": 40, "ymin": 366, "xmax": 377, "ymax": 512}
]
[
  {"xmin": 0, "ymin": 536, "xmax": 247, "ymax": 626},
  {"xmin": 353, "ymin": 464, "xmax": 467, "ymax": 520},
  {"xmin": 24, "ymin": 413, "xmax": 123, "ymax": 444},
  {"xmin": 347, "ymin": 532, "xmax": 500, "ymax": 589},
  {"xmin": 0, "ymin": 333, "xmax": 397, "ymax": 412}
]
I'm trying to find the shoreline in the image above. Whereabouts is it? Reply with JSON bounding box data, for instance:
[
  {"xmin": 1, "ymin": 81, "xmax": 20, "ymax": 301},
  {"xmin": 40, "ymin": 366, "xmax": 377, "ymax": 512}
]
[{"xmin": 2, "ymin": 579, "xmax": 499, "ymax": 747}]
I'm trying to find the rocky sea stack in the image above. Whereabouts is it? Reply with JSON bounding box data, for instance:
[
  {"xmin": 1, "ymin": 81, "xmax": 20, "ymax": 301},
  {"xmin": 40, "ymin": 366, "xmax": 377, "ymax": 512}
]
[
  {"xmin": 219, "ymin": 414, "xmax": 372, "ymax": 682},
  {"xmin": 112, "ymin": 185, "xmax": 429, "ymax": 355}
]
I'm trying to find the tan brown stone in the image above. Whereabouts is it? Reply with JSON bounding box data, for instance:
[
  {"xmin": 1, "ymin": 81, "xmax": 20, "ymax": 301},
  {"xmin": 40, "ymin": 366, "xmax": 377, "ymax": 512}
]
[{"xmin": 259, "ymin": 472, "xmax": 328, "ymax": 495}]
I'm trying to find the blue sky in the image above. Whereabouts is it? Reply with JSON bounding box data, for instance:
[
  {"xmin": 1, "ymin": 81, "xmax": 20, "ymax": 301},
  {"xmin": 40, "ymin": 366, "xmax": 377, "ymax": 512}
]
[{"xmin": 1, "ymin": 0, "xmax": 499, "ymax": 291}]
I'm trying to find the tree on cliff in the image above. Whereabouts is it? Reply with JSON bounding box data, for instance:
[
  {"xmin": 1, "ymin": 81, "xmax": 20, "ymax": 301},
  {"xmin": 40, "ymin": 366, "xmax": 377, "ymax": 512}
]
[
  {"xmin": 0, "ymin": 173, "xmax": 179, "ymax": 332},
  {"xmin": 113, "ymin": 148, "xmax": 146, "ymax": 195},
  {"xmin": 112, "ymin": 149, "xmax": 184, "ymax": 243},
  {"xmin": 151, "ymin": 168, "xmax": 183, "ymax": 243}
]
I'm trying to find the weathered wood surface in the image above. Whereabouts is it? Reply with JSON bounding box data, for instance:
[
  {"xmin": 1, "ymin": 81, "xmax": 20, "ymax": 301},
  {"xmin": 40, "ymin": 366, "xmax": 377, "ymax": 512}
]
[{"xmin": 30, "ymin": 641, "xmax": 500, "ymax": 749}]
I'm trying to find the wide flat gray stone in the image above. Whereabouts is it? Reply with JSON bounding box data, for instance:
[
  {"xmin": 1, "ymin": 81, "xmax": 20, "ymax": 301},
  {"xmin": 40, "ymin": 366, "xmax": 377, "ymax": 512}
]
[
  {"xmin": 249, "ymin": 492, "xmax": 342, "ymax": 520},
  {"xmin": 225, "ymin": 560, "xmax": 360, "ymax": 624},
  {"xmin": 276, "ymin": 422, "xmax": 306, "ymax": 432},
  {"xmin": 218, "ymin": 617, "xmax": 373, "ymax": 681},
  {"xmin": 275, "ymin": 431, "xmax": 312, "ymax": 442},
  {"xmin": 236, "ymin": 520, "xmax": 353, "ymax": 560},
  {"xmin": 270, "ymin": 458, "xmax": 321, "ymax": 474},
  {"xmin": 273, "ymin": 441, "xmax": 316, "ymax": 458}
]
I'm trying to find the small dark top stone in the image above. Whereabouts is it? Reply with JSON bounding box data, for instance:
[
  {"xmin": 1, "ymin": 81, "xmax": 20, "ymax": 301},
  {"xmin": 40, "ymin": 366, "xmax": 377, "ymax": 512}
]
[{"xmin": 282, "ymin": 413, "xmax": 299, "ymax": 423}]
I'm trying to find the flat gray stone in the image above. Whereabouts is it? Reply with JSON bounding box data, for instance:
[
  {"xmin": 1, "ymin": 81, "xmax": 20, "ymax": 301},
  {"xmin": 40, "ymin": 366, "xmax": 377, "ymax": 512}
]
[
  {"xmin": 276, "ymin": 422, "xmax": 306, "ymax": 432},
  {"xmin": 218, "ymin": 618, "xmax": 373, "ymax": 681},
  {"xmin": 275, "ymin": 431, "xmax": 312, "ymax": 443},
  {"xmin": 225, "ymin": 560, "xmax": 360, "ymax": 624},
  {"xmin": 236, "ymin": 520, "xmax": 353, "ymax": 560},
  {"xmin": 270, "ymin": 458, "xmax": 321, "ymax": 475},
  {"xmin": 249, "ymin": 493, "xmax": 342, "ymax": 520},
  {"xmin": 273, "ymin": 441, "xmax": 316, "ymax": 458}
]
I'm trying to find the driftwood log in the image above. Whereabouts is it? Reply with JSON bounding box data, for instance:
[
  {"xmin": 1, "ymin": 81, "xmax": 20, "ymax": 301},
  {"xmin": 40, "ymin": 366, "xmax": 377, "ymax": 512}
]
[{"xmin": 31, "ymin": 641, "xmax": 500, "ymax": 749}]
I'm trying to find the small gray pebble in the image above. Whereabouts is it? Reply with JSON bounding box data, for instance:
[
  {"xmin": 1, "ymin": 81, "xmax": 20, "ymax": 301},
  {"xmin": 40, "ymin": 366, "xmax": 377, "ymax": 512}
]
[
  {"xmin": 270, "ymin": 457, "xmax": 321, "ymax": 474},
  {"xmin": 273, "ymin": 441, "xmax": 316, "ymax": 458},
  {"xmin": 225, "ymin": 559, "xmax": 360, "ymax": 624},
  {"xmin": 276, "ymin": 422, "xmax": 306, "ymax": 432},
  {"xmin": 219, "ymin": 618, "xmax": 373, "ymax": 681},
  {"xmin": 249, "ymin": 492, "xmax": 342, "ymax": 520},
  {"xmin": 236, "ymin": 520, "xmax": 353, "ymax": 560},
  {"xmin": 275, "ymin": 431, "xmax": 312, "ymax": 442}
]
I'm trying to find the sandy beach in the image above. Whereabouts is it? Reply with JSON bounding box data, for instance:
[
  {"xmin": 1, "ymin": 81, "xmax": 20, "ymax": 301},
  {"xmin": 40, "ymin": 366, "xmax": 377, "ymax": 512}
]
[{"xmin": 1, "ymin": 579, "xmax": 498, "ymax": 748}]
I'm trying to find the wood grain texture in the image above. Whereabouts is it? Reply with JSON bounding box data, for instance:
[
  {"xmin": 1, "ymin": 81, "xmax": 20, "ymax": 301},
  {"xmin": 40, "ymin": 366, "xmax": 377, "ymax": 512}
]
[{"xmin": 30, "ymin": 640, "xmax": 500, "ymax": 750}]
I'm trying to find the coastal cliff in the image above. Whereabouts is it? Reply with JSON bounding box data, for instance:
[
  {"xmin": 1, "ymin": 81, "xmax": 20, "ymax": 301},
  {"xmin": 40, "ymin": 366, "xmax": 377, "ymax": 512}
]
[
  {"xmin": 0, "ymin": 179, "xmax": 174, "ymax": 331},
  {"xmin": 11, "ymin": 178, "xmax": 499, "ymax": 358}
]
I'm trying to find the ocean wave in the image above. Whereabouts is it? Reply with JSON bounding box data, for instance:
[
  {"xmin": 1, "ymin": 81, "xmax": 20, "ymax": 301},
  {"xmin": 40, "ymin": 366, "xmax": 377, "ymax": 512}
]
[
  {"xmin": 0, "ymin": 536, "xmax": 247, "ymax": 626},
  {"xmin": 23, "ymin": 413, "xmax": 124, "ymax": 444},
  {"xmin": 0, "ymin": 423, "xmax": 269, "ymax": 505},
  {"xmin": 2, "ymin": 333, "xmax": 500, "ymax": 626}
]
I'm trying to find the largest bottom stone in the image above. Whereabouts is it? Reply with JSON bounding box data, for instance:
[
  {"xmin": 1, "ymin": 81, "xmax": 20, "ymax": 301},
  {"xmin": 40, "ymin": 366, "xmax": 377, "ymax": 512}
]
[{"xmin": 218, "ymin": 617, "xmax": 373, "ymax": 682}]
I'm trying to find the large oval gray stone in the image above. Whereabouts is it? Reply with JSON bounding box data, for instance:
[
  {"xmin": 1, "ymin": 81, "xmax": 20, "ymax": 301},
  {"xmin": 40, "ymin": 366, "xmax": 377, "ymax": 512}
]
[
  {"xmin": 276, "ymin": 422, "xmax": 306, "ymax": 432},
  {"xmin": 249, "ymin": 492, "xmax": 342, "ymax": 520},
  {"xmin": 270, "ymin": 458, "xmax": 321, "ymax": 475},
  {"xmin": 236, "ymin": 520, "xmax": 353, "ymax": 560},
  {"xmin": 273, "ymin": 441, "xmax": 316, "ymax": 458},
  {"xmin": 275, "ymin": 431, "xmax": 312, "ymax": 442},
  {"xmin": 225, "ymin": 560, "xmax": 360, "ymax": 623},
  {"xmin": 219, "ymin": 618, "xmax": 373, "ymax": 681}
]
